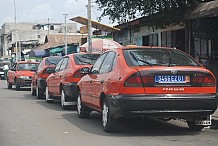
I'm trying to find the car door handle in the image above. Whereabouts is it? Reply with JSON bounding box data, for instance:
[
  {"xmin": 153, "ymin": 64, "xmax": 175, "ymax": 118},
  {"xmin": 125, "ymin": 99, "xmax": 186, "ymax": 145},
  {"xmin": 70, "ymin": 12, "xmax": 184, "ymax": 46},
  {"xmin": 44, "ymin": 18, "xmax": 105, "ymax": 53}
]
[
  {"xmin": 89, "ymin": 81, "xmax": 92, "ymax": 83},
  {"xmin": 100, "ymin": 80, "xmax": 104, "ymax": 84}
]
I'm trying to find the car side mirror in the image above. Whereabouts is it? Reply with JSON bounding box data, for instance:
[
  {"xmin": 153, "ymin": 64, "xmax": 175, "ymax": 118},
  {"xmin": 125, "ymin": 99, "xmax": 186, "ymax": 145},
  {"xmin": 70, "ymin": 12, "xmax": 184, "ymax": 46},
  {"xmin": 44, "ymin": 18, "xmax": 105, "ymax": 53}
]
[
  {"xmin": 80, "ymin": 67, "xmax": 90, "ymax": 74},
  {"xmin": 11, "ymin": 68, "xmax": 16, "ymax": 71},
  {"xmin": 43, "ymin": 67, "xmax": 55, "ymax": 74}
]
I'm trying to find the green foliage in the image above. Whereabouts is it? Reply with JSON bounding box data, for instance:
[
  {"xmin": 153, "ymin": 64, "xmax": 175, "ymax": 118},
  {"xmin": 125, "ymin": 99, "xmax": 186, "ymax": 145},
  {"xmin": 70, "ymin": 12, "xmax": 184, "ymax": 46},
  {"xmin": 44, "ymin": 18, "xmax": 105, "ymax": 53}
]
[{"xmin": 95, "ymin": 0, "xmax": 206, "ymax": 28}]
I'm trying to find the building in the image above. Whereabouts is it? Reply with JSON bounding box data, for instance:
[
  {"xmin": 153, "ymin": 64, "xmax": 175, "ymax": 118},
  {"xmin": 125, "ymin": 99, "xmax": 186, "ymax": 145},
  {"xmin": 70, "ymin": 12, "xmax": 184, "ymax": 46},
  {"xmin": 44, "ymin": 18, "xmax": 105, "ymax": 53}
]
[
  {"xmin": 113, "ymin": 17, "xmax": 186, "ymax": 51},
  {"xmin": 30, "ymin": 33, "xmax": 87, "ymax": 57},
  {"xmin": 113, "ymin": 1, "xmax": 218, "ymax": 81},
  {"xmin": 0, "ymin": 22, "xmax": 77, "ymax": 60}
]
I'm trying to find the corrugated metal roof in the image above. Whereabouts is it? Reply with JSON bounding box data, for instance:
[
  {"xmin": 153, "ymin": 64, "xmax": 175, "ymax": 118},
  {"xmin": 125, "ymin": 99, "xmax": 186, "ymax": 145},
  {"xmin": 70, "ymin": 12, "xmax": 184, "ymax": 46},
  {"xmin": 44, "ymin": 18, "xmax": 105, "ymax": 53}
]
[
  {"xmin": 187, "ymin": 1, "xmax": 218, "ymax": 19},
  {"xmin": 70, "ymin": 16, "xmax": 120, "ymax": 32},
  {"xmin": 35, "ymin": 34, "xmax": 86, "ymax": 50}
]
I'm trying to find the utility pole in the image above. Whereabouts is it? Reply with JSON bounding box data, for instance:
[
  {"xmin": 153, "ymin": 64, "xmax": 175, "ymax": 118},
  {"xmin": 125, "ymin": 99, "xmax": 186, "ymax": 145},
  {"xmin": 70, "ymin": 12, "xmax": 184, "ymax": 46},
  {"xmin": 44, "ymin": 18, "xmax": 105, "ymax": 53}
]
[
  {"xmin": 63, "ymin": 14, "xmax": 68, "ymax": 55},
  {"xmin": 87, "ymin": 0, "xmax": 92, "ymax": 53},
  {"xmin": 47, "ymin": 18, "xmax": 50, "ymax": 35},
  {"xmin": 14, "ymin": 0, "xmax": 18, "ymax": 61}
]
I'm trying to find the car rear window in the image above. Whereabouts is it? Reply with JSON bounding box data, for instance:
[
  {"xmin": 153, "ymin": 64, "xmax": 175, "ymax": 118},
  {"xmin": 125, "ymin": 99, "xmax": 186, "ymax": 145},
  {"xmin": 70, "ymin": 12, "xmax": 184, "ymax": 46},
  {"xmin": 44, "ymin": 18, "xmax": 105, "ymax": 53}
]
[
  {"xmin": 45, "ymin": 57, "xmax": 62, "ymax": 65},
  {"xmin": 123, "ymin": 48, "xmax": 200, "ymax": 67},
  {"xmin": 74, "ymin": 54, "xmax": 100, "ymax": 65},
  {"xmin": 17, "ymin": 63, "xmax": 38, "ymax": 71}
]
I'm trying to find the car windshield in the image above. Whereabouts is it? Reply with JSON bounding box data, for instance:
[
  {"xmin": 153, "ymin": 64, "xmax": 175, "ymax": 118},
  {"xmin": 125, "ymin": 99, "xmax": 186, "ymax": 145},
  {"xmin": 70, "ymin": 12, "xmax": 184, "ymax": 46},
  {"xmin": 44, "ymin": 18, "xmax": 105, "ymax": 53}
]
[
  {"xmin": 45, "ymin": 57, "xmax": 62, "ymax": 65},
  {"xmin": 124, "ymin": 48, "xmax": 200, "ymax": 67},
  {"xmin": 74, "ymin": 54, "xmax": 100, "ymax": 65},
  {"xmin": 17, "ymin": 63, "xmax": 38, "ymax": 71}
]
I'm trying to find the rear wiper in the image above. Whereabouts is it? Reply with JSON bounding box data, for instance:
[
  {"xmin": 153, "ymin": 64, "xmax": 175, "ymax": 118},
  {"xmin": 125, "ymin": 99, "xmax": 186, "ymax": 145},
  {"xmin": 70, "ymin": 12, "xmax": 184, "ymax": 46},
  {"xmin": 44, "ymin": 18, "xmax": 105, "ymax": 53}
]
[{"xmin": 129, "ymin": 52, "xmax": 152, "ymax": 66}]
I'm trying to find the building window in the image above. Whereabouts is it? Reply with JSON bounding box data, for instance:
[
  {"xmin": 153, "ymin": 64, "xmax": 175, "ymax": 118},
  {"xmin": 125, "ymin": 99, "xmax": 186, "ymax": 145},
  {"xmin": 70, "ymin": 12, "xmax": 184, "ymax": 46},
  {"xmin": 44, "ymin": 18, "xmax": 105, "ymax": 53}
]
[
  {"xmin": 194, "ymin": 38, "xmax": 209, "ymax": 65},
  {"xmin": 149, "ymin": 34, "xmax": 158, "ymax": 46},
  {"xmin": 161, "ymin": 31, "xmax": 172, "ymax": 47}
]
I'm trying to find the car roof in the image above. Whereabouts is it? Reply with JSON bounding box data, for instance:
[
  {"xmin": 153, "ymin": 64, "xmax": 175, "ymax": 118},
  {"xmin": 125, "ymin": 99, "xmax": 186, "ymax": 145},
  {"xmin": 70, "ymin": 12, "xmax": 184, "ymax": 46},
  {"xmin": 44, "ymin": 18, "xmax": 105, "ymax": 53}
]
[
  {"xmin": 66, "ymin": 52, "xmax": 101, "ymax": 57},
  {"xmin": 16, "ymin": 61, "xmax": 38, "ymax": 64},
  {"xmin": 120, "ymin": 45, "xmax": 175, "ymax": 50}
]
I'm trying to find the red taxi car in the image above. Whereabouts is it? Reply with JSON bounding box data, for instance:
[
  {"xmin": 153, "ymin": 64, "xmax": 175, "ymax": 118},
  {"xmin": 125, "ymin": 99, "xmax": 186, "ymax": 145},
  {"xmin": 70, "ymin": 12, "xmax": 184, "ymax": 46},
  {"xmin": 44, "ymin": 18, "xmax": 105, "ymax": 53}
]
[
  {"xmin": 7, "ymin": 61, "xmax": 38, "ymax": 91},
  {"xmin": 77, "ymin": 46, "xmax": 218, "ymax": 132},
  {"xmin": 31, "ymin": 56, "xmax": 62, "ymax": 99},
  {"xmin": 45, "ymin": 53, "xmax": 100, "ymax": 109}
]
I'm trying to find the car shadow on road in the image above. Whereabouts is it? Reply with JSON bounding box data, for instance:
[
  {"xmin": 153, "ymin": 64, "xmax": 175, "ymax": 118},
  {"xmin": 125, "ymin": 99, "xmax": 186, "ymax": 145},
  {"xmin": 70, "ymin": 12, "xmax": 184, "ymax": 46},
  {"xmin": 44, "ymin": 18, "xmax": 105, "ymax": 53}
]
[
  {"xmin": 36, "ymin": 99, "xmax": 76, "ymax": 112},
  {"xmin": 62, "ymin": 112, "xmax": 202, "ymax": 137},
  {"xmin": 2, "ymin": 87, "xmax": 31, "ymax": 91},
  {"xmin": 210, "ymin": 119, "xmax": 218, "ymax": 130}
]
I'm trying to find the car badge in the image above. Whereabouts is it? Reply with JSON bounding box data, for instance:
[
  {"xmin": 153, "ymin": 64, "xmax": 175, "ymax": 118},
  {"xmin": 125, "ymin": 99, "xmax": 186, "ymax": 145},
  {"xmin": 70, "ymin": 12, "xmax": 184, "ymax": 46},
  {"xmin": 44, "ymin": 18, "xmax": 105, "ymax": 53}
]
[{"xmin": 171, "ymin": 70, "xmax": 177, "ymax": 74}]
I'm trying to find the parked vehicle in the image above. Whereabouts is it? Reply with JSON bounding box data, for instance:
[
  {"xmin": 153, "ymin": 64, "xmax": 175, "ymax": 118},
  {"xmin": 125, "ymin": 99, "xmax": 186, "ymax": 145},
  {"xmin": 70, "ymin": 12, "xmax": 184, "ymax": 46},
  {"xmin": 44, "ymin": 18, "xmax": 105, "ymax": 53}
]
[
  {"xmin": 7, "ymin": 61, "xmax": 38, "ymax": 90},
  {"xmin": 0, "ymin": 61, "xmax": 11, "ymax": 80},
  {"xmin": 31, "ymin": 56, "xmax": 62, "ymax": 99},
  {"xmin": 77, "ymin": 46, "xmax": 218, "ymax": 132},
  {"xmin": 45, "ymin": 53, "xmax": 100, "ymax": 109}
]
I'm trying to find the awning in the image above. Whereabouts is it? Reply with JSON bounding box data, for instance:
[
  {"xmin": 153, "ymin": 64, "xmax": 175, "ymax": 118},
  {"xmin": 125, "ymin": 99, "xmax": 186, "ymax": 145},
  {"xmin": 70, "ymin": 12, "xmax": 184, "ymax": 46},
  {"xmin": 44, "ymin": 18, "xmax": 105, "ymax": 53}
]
[
  {"xmin": 187, "ymin": 1, "xmax": 218, "ymax": 19},
  {"xmin": 49, "ymin": 47, "xmax": 63, "ymax": 53},
  {"xmin": 70, "ymin": 16, "xmax": 120, "ymax": 32}
]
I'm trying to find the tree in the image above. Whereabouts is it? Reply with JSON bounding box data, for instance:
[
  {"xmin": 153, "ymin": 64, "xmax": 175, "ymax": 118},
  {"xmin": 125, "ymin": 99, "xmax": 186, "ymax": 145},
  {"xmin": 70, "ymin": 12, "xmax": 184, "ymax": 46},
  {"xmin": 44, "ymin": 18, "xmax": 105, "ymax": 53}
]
[{"xmin": 95, "ymin": 0, "xmax": 210, "ymax": 28}]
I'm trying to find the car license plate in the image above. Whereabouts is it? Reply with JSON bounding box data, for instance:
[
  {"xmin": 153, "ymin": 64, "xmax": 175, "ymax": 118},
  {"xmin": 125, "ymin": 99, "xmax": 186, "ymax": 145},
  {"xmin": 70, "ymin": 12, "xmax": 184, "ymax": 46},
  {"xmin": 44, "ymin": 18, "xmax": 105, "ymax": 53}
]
[{"xmin": 155, "ymin": 75, "xmax": 189, "ymax": 83}]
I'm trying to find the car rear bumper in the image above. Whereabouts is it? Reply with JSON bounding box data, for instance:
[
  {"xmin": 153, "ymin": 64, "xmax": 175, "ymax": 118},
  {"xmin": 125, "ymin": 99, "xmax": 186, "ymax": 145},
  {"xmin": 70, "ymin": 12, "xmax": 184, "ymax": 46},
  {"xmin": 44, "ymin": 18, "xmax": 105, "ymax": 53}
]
[
  {"xmin": 63, "ymin": 82, "xmax": 77, "ymax": 101},
  {"xmin": 107, "ymin": 94, "xmax": 218, "ymax": 119}
]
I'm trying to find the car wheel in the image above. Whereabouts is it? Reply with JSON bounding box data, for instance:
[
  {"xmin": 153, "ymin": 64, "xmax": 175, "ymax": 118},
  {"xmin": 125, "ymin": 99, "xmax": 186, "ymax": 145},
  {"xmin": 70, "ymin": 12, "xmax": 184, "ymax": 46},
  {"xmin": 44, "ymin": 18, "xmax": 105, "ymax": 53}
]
[
  {"xmin": 77, "ymin": 91, "xmax": 90, "ymax": 118},
  {"xmin": 15, "ymin": 79, "xmax": 20, "ymax": 91},
  {"xmin": 187, "ymin": 121, "xmax": 204, "ymax": 131},
  {"xmin": 7, "ymin": 80, "xmax": 12, "ymax": 89},
  {"xmin": 61, "ymin": 89, "xmax": 69, "ymax": 110},
  {"xmin": 31, "ymin": 82, "xmax": 36, "ymax": 96},
  {"xmin": 36, "ymin": 84, "xmax": 44, "ymax": 99},
  {"xmin": 102, "ymin": 98, "xmax": 117, "ymax": 132},
  {"xmin": 45, "ymin": 86, "xmax": 53, "ymax": 103}
]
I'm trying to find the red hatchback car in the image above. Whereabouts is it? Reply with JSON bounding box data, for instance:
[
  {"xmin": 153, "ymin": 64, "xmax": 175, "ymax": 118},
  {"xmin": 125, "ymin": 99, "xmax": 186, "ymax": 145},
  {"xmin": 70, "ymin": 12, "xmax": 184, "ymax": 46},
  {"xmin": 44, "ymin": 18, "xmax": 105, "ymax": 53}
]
[
  {"xmin": 77, "ymin": 46, "xmax": 218, "ymax": 132},
  {"xmin": 7, "ymin": 61, "xmax": 38, "ymax": 90},
  {"xmin": 46, "ymin": 53, "xmax": 100, "ymax": 109},
  {"xmin": 31, "ymin": 56, "xmax": 62, "ymax": 99}
]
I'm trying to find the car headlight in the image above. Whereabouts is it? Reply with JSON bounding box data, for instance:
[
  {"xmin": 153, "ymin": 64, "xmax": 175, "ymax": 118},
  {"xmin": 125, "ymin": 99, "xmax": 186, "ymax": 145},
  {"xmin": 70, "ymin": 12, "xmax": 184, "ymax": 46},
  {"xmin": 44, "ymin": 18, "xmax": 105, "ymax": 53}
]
[{"xmin": 19, "ymin": 76, "xmax": 30, "ymax": 79}]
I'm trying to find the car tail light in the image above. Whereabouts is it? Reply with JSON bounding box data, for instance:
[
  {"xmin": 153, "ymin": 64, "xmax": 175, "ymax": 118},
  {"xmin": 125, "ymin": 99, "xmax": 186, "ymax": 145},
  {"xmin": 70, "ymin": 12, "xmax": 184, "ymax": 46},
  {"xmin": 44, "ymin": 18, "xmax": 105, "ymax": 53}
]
[
  {"xmin": 73, "ymin": 69, "xmax": 85, "ymax": 78},
  {"xmin": 202, "ymin": 73, "xmax": 215, "ymax": 87},
  {"xmin": 192, "ymin": 73, "xmax": 215, "ymax": 87},
  {"xmin": 141, "ymin": 75, "xmax": 154, "ymax": 87},
  {"xmin": 124, "ymin": 73, "xmax": 143, "ymax": 87}
]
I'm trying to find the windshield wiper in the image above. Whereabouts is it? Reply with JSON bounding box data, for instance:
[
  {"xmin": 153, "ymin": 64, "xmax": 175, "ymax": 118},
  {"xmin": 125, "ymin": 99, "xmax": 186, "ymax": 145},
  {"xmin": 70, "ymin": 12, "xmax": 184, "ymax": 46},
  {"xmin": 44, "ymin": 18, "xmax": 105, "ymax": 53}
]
[{"xmin": 129, "ymin": 52, "xmax": 152, "ymax": 66}]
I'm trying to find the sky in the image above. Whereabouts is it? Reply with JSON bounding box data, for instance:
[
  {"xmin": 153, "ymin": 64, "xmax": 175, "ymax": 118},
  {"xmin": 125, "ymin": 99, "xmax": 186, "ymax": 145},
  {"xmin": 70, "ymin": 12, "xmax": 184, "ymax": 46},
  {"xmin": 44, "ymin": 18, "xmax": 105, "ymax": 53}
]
[{"xmin": 0, "ymin": 0, "xmax": 115, "ymax": 29}]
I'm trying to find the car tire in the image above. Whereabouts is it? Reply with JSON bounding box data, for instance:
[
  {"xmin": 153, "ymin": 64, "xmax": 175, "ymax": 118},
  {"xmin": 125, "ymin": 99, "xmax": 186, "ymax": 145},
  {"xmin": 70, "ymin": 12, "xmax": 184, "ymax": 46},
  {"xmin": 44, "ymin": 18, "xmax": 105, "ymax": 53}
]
[
  {"xmin": 36, "ymin": 84, "xmax": 44, "ymax": 99},
  {"xmin": 102, "ymin": 98, "xmax": 117, "ymax": 132},
  {"xmin": 187, "ymin": 121, "xmax": 204, "ymax": 131},
  {"xmin": 15, "ymin": 79, "xmax": 20, "ymax": 91},
  {"xmin": 45, "ymin": 86, "xmax": 53, "ymax": 103},
  {"xmin": 77, "ymin": 91, "xmax": 90, "ymax": 118},
  {"xmin": 7, "ymin": 80, "xmax": 12, "ymax": 89},
  {"xmin": 31, "ymin": 82, "xmax": 36, "ymax": 96}
]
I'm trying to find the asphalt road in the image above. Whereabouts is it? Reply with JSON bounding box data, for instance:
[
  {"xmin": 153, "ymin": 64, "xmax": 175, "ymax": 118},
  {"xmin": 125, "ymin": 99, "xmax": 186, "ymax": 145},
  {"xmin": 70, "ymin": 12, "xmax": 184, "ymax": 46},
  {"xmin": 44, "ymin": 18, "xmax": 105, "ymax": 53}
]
[{"xmin": 0, "ymin": 80, "xmax": 218, "ymax": 146}]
